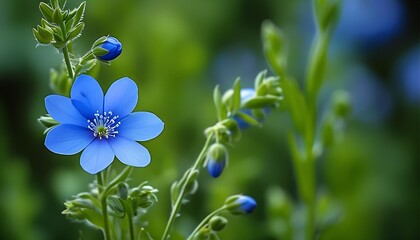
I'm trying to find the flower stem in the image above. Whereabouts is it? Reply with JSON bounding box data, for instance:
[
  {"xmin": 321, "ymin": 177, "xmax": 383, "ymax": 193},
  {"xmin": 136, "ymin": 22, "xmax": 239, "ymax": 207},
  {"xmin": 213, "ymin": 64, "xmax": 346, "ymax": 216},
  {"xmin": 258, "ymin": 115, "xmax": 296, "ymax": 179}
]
[
  {"xmin": 128, "ymin": 211, "xmax": 135, "ymax": 240},
  {"xmin": 161, "ymin": 133, "xmax": 214, "ymax": 240},
  {"xmin": 186, "ymin": 206, "xmax": 227, "ymax": 240},
  {"xmin": 97, "ymin": 172, "xmax": 111, "ymax": 240},
  {"xmin": 62, "ymin": 45, "xmax": 74, "ymax": 80}
]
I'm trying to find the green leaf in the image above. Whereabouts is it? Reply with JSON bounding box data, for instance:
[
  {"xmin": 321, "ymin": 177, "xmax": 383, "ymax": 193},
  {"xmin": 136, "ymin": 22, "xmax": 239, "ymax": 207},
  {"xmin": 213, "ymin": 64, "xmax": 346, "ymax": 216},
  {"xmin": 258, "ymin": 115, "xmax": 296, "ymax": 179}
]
[
  {"xmin": 242, "ymin": 96, "xmax": 281, "ymax": 109},
  {"xmin": 306, "ymin": 33, "xmax": 329, "ymax": 102},
  {"xmin": 170, "ymin": 181, "xmax": 179, "ymax": 207},
  {"xmin": 254, "ymin": 70, "xmax": 267, "ymax": 90},
  {"xmin": 73, "ymin": 2, "xmax": 86, "ymax": 24},
  {"xmin": 262, "ymin": 20, "xmax": 288, "ymax": 78},
  {"xmin": 235, "ymin": 112, "xmax": 262, "ymax": 128},
  {"xmin": 281, "ymin": 78, "xmax": 308, "ymax": 135},
  {"xmin": 213, "ymin": 85, "xmax": 227, "ymax": 121},
  {"xmin": 314, "ymin": 0, "xmax": 341, "ymax": 32},
  {"xmin": 232, "ymin": 77, "xmax": 241, "ymax": 113},
  {"xmin": 80, "ymin": 208, "xmax": 104, "ymax": 228},
  {"xmin": 39, "ymin": 2, "xmax": 54, "ymax": 22},
  {"xmin": 68, "ymin": 22, "xmax": 84, "ymax": 41}
]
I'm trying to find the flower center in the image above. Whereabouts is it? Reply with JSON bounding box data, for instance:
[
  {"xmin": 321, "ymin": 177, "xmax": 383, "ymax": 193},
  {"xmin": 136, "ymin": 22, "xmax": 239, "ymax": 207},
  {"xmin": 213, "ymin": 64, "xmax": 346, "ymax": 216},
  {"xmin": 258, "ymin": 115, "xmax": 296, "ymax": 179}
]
[{"xmin": 87, "ymin": 111, "xmax": 121, "ymax": 139}]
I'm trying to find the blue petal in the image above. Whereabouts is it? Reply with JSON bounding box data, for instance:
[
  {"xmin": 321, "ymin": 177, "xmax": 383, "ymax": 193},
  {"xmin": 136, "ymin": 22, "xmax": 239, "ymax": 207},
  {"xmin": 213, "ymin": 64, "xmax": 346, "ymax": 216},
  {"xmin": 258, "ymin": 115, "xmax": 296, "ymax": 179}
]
[
  {"xmin": 45, "ymin": 124, "xmax": 94, "ymax": 155},
  {"xmin": 118, "ymin": 112, "xmax": 164, "ymax": 141},
  {"xmin": 207, "ymin": 159, "xmax": 225, "ymax": 178},
  {"xmin": 45, "ymin": 95, "xmax": 87, "ymax": 127},
  {"xmin": 104, "ymin": 77, "xmax": 138, "ymax": 118},
  {"xmin": 80, "ymin": 139, "xmax": 114, "ymax": 174},
  {"xmin": 71, "ymin": 75, "xmax": 104, "ymax": 119},
  {"xmin": 237, "ymin": 196, "xmax": 257, "ymax": 214},
  {"xmin": 109, "ymin": 137, "xmax": 150, "ymax": 167}
]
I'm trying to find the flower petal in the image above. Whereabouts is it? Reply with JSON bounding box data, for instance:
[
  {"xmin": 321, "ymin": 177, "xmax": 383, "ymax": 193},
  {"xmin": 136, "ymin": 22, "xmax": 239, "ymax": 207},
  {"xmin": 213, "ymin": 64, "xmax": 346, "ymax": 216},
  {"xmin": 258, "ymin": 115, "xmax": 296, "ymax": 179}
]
[
  {"xmin": 104, "ymin": 77, "xmax": 138, "ymax": 118},
  {"xmin": 45, "ymin": 124, "xmax": 94, "ymax": 155},
  {"xmin": 118, "ymin": 112, "xmax": 164, "ymax": 141},
  {"xmin": 45, "ymin": 95, "xmax": 87, "ymax": 127},
  {"xmin": 80, "ymin": 139, "xmax": 114, "ymax": 174},
  {"xmin": 109, "ymin": 137, "xmax": 150, "ymax": 167},
  {"xmin": 71, "ymin": 74, "xmax": 104, "ymax": 119}
]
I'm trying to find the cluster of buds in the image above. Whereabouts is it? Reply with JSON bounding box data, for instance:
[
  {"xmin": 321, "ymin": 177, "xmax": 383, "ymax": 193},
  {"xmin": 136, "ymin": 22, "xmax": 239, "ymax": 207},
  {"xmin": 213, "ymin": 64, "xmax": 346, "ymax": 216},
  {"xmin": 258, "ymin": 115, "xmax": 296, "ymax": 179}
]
[
  {"xmin": 33, "ymin": 1, "xmax": 123, "ymax": 96},
  {"xmin": 33, "ymin": 0, "xmax": 86, "ymax": 48},
  {"xmin": 204, "ymin": 70, "xmax": 282, "ymax": 178}
]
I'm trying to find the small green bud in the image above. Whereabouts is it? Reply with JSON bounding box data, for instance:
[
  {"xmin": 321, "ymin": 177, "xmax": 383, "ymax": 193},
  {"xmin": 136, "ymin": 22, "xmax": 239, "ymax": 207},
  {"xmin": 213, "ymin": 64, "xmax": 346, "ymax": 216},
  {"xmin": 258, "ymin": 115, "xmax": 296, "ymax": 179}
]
[
  {"xmin": 33, "ymin": 28, "xmax": 48, "ymax": 45},
  {"xmin": 52, "ymin": 8, "xmax": 63, "ymax": 24},
  {"xmin": 38, "ymin": 115, "xmax": 59, "ymax": 128},
  {"xmin": 332, "ymin": 90, "xmax": 351, "ymax": 118},
  {"xmin": 209, "ymin": 216, "xmax": 228, "ymax": 232},
  {"xmin": 118, "ymin": 183, "xmax": 129, "ymax": 200},
  {"xmin": 107, "ymin": 195, "xmax": 125, "ymax": 218},
  {"xmin": 39, "ymin": 2, "xmax": 54, "ymax": 22},
  {"xmin": 322, "ymin": 118, "xmax": 334, "ymax": 147},
  {"xmin": 185, "ymin": 170, "xmax": 199, "ymax": 195}
]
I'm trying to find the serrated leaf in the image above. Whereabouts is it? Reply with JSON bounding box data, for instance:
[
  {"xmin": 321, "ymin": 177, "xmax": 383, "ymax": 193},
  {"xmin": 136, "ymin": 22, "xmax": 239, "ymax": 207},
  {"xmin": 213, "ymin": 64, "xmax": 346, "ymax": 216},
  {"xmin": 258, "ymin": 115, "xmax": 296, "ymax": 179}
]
[
  {"xmin": 69, "ymin": 22, "xmax": 84, "ymax": 41},
  {"xmin": 74, "ymin": 2, "xmax": 86, "ymax": 24}
]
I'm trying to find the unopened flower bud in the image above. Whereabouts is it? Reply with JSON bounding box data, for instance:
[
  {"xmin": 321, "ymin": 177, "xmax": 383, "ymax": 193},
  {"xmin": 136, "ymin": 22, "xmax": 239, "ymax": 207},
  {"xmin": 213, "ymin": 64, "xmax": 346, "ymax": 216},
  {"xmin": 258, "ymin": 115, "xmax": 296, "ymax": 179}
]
[
  {"xmin": 92, "ymin": 36, "xmax": 122, "ymax": 61},
  {"xmin": 224, "ymin": 195, "xmax": 256, "ymax": 215},
  {"xmin": 206, "ymin": 143, "xmax": 228, "ymax": 178},
  {"xmin": 332, "ymin": 90, "xmax": 351, "ymax": 118},
  {"xmin": 209, "ymin": 216, "xmax": 228, "ymax": 232}
]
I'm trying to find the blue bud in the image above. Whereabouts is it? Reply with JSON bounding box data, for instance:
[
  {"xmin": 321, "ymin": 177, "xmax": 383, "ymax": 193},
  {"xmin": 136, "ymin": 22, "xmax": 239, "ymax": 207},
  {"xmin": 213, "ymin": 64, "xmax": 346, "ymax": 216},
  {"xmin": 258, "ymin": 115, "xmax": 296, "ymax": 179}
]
[
  {"xmin": 93, "ymin": 36, "xmax": 122, "ymax": 61},
  {"xmin": 206, "ymin": 143, "xmax": 228, "ymax": 178},
  {"xmin": 224, "ymin": 195, "xmax": 257, "ymax": 215}
]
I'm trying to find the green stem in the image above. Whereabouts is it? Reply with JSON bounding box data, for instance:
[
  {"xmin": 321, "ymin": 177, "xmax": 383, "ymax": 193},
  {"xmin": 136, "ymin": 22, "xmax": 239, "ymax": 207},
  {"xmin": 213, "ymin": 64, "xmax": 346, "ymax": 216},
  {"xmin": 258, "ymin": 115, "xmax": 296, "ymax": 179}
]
[
  {"xmin": 62, "ymin": 45, "xmax": 74, "ymax": 80},
  {"xmin": 97, "ymin": 173, "xmax": 111, "ymax": 240},
  {"xmin": 186, "ymin": 206, "xmax": 227, "ymax": 240},
  {"xmin": 128, "ymin": 211, "xmax": 135, "ymax": 240},
  {"xmin": 161, "ymin": 133, "xmax": 215, "ymax": 240}
]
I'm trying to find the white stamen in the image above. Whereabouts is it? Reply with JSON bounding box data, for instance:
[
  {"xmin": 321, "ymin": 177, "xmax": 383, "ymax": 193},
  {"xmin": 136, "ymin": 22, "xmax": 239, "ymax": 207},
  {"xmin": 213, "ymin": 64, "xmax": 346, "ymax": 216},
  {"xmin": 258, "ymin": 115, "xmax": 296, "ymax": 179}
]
[{"xmin": 87, "ymin": 111, "xmax": 121, "ymax": 139}]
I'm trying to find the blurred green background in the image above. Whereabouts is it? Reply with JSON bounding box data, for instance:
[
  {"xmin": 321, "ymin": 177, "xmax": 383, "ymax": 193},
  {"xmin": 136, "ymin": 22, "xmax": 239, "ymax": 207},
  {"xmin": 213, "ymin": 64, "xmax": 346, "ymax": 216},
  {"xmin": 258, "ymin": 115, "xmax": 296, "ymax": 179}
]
[{"xmin": 0, "ymin": 0, "xmax": 418, "ymax": 239}]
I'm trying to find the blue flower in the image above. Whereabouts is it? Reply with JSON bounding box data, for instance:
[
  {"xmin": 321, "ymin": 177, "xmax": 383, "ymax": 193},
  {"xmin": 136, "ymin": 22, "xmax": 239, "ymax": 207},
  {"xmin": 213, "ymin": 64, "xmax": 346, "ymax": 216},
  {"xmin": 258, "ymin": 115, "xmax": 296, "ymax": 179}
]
[
  {"xmin": 233, "ymin": 88, "xmax": 270, "ymax": 129},
  {"xmin": 44, "ymin": 74, "xmax": 164, "ymax": 174},
  {"xmin": 95, "ymin": 36, "xmax": 122, "ymax": 61},
  {"xmin": 206, "ymin": 143, "xmax": 228, "ymax": 178},
  {"xmin": 224, "ymin": 195, "xmax": 257, "ymax": 215}
]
